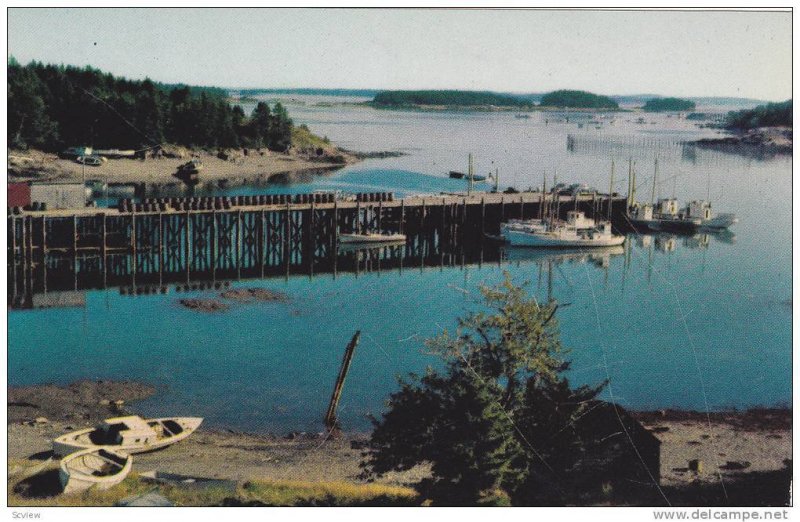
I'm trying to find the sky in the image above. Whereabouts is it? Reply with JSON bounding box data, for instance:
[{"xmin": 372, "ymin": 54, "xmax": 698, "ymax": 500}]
[{"xmin": 7, "ymin": 8, "xmax": 793, "ymax": 101}]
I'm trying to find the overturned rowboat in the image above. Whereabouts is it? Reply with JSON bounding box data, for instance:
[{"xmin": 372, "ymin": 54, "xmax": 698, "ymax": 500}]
[
  {"xmin": 53, "ymin": 415, "xmax": 203, "ymax": 456},
  {"xmin": 60, "ymin": 447, "xmax": 132, "ymax": 494}
]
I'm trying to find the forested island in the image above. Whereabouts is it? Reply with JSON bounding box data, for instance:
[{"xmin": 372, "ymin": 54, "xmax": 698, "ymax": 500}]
[
  {"xmin": 725, "ymin": 99, "xmax": 792, "ymax": 129},
  {"xmin": 538, "ymin": 90, "xmax": 619, "ymax": 109},
  {"xmin": 8, "ymin": 58, "xmax": 294, "ymax": 152},
  {"xmin": 372, "ymin": 90, "xmax": 534, "ymax": 109},
  {"xmin": 641, "ymin": 97, "xmax": 696, "ymax": 112}
]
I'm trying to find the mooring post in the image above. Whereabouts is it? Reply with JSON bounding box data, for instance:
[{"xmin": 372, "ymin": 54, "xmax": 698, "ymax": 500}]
[
  {"xmin": 399, "ymin": 199, "xmax": 405, "ymax": 235},
  {"xmin": 185, "ymin": 211, "xmax": 191, "ymax": 282},
  {"xmin": 480, "ymin": 197, "xmax": 485, "ymax": 236},
  {"xmin": 101, "ymin": 213, "xmax": 107, "ymax": 287},
  {"xmin": 324, "ymin": 330, "xmax": 361, "ymax": 431},
  {"xmin": 259, "ymin": 209, "xmax": 266, "ymax": 277}
]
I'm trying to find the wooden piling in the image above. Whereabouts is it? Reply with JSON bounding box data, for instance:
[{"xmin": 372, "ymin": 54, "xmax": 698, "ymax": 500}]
[{"xmin": 324, "ymin": 330, "xmax": 361, "ymax": 431}]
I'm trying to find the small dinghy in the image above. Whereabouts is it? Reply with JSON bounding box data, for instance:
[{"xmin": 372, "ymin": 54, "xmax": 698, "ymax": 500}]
[
  {"xmin": 339, "ymin": 232, "xmax": 406, "ymax": 244},
  {"xmin": 53, "ymin": 415, "xmax": 203, "ymax": 456},
  {"xmin": 60, "ymin": 447, "xmax": 132, "ymax": 494}
]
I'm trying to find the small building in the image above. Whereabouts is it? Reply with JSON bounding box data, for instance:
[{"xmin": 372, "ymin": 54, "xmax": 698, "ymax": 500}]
[
  {"xmin": 8, "ymin": 182, "xmax": 31, "ymax": 207},
  {"xmin": 29, "ymin": 182, "xmax": 87, "ymax": 209}
]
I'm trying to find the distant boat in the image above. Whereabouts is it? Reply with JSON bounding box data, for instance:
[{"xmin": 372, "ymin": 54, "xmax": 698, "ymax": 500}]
[
  {"xmin": 514, "ymin": 113, "xmax": 531, "ymax": 119},
  {"xmin": 449, "ymin": 170, "xmax": 466, "ymax": 179},
  {"xmin": 472, "ymin": 174, "xmax": 488, "ymax": 182},
  {"xmin": 53, "ymin": 415, "xmax": 203, "ymax": 456},
  {"xmin": 339, "ymin": 232, "xmax": 406, "ymax": 244},
  {"xmin": 60, "ymin": 447, "xmax": 132, "ymax": 494},
  {"xmin": 501, "ymin": 211, "xmax": 625, "ymax": 248}
]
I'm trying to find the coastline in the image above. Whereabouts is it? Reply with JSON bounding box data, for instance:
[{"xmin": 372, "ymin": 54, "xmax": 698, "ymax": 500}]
[
  {"xmin": 7, "ymin": 146, "xmax": 361, "ymax": 192},
  {"xmin": 689, "ymin": 126, "xmax": 792, "ymax": 156},
  {"xmin": 7, "ymin": 380, "xmax": 792, "ymax": 505}
]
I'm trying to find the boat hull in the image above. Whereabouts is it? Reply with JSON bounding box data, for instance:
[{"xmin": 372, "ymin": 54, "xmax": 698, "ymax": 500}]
[
  {"xmin": 59, "ymin": 448, "xmax": 132, "ymax": 495},
  {"xmin": 53, "ymin": 417, "xmax": 203, "ymax": 456},
  {"xmin": 503, "ymin": 229, "xmax": 625, "ymax": 248},
  {"xmin": 339, "ymin": 233, "xmax": 406, "ymax": 244},
  {"xmin": 700, "ymin": 214, "xmax": 738, "ymax": 230}
]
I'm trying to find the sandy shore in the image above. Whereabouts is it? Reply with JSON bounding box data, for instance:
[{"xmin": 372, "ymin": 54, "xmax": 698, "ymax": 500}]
[
  {"xmin": 6, "ymin": 380, "xmax": 791, "ymax": 494},
  {"xmin": 7, "ymin": 147, "xmax": 359, "ymax": 189}
]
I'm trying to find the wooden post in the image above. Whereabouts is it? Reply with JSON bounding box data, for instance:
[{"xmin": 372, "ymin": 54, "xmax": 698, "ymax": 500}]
[
  {"xmin": 259, "ymin": 209, "xmax": 266, "ymax": 277},
  {"xmin": 101, "ymin": 213, "xmax": 107, "ymax": 287},
  {"xmin": 211, "ymin": 210, "xmax": 217, "ymax": 278},
  {"xmin": 377, "ymin": 199, "xmax": 382, "ymax": 232},
  {"xmin": 480, "ymin": 197, "xmax": 485, "ymax": 236},
  {"xmin": 185, "ymin": 211, "xmax": 191, "ymax": 282},
  {"xmin": 324, "ymin": 331, "xmax": 361, "ymax": 431},
  {"xmin": 284, "ymin": 201, "xmax": 291, "ymax": 267},
  {"xmin": 236, "ymin": 210, "xmax": 242, "ymax": 277},
  {"xmin": 129, "ymin": 214, "xmax": 136, "ymax": 277},
  {"xmin": 356, "ymin": 200, "xmax": 361, "ymax": 234},
  {"xmin": 400, "ymin": 199, "xmax": 405, "ymax": 235},
  {"xmin": 158, "ymin": 213, "xmax": 164, "ymax": 284}
]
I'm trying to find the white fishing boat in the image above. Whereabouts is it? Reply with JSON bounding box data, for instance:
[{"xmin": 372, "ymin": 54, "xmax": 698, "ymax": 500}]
[
  {"xmin": 59, "ymin": 447, "xmax": 132, "ymax": 494},
  {"xmin": 501, "ymin": 211, "xmax": 625, "ymax": 248},
  {"xmin": 683, "ymin": 200, "xmax": 738, "ymax": 230},
  {"xmin": 53, "ymin": 415, "xmax": 203, "ymax": 456},
  {"xmin": 338, "ymin": 232, "xmax": 406, "ymax": 244}
]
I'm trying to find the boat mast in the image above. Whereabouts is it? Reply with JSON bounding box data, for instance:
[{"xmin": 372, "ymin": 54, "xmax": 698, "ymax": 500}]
[
  {"xmin": 540, "ymin": 171, "xmax": 546, "ymax": 219},
  {"xmin": 468, "ymin": 153, "xmax": 474, "ymax": 196},
  {"xmin": 651, "ymin": 156, "xmax": 658, "ymax": 206},
  {"xmin": 608, "ymin": 158, "xmax": 615, "ymax": 218},
  {"xmin": 494, "ymin": 168, "xmax": 499, "ymax": 193}
]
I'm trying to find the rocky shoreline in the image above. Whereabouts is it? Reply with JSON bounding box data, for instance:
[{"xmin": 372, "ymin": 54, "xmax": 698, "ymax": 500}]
[{"xmin": 690, "ymin": 126, "xmax": 792, "ymax": 156}]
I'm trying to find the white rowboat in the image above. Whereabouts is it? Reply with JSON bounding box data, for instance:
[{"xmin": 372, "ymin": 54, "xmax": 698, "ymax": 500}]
[{"xmin": 59, "ymin": 447, "xmax": 132, "ymax": 494}]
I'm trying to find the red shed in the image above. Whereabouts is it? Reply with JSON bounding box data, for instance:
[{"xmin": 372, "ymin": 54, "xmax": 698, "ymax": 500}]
[{"xmin": 8, "ymin": 183, "xmax": 30, "ymax": 207}]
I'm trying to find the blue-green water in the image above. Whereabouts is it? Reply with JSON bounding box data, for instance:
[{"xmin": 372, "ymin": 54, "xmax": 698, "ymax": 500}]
[{"xmin": 8, "ymin": 103, "xmax": 792, "ymax": 433}]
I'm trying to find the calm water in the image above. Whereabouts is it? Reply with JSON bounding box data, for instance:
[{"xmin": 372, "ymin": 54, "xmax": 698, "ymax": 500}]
[{"xmin": 8, "ymin": 100, "xmax": 792, "ymax": 433}]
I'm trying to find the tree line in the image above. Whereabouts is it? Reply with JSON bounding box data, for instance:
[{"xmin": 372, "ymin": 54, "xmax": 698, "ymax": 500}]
[
  {"xmin": 725, "ymin": 99, "xmax": 792, "ymax": 130},
  {"xmin": 8, "ymin": 58, "xmax": 293, "ymax": 152},
  {"xmin": 642, "ymin": 97, "xmax": 696, "ymax": 112}
]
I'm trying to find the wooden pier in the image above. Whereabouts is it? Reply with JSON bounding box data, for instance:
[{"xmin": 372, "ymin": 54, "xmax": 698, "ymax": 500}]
[{"xmin": 7, "ymin": 192, "xmax": 627, "ymax": 307}]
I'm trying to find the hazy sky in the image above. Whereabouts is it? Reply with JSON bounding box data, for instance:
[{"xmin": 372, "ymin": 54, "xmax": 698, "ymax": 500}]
[{"xmin": 8, "ymin": 8, "xmax": 792, "ymax": 100}]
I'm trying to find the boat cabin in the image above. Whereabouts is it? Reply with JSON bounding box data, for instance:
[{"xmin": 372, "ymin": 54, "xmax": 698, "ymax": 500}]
[
  {"xmin": 94, "ymin": 416, "xmax": 157, "ymax": 446},
  {"xmin": 655, "ymin": 198, "xmax": 680, "ymax": 216},
  {"xmin": 630, "ymin": 203, "xmax": 653, "ymax": 221},
  {"xmin": 685, "ymin": 200, "xmax": 712, "ymax": 221},
  {"xmin": 565, "ymin": 211, "xmax": 595, "ymax": 229}
]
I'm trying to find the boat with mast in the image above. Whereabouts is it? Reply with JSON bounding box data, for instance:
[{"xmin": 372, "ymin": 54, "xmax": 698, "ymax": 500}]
[{"xmin": 626, "ymin": 157, "xmax": 701, "ymax": 233}]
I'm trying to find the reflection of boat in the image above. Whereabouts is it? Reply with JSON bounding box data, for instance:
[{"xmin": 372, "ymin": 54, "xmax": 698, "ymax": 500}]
[
  {"xmin": 60, "ymin": 447, "xmax": 132, "ymax": 494},
  {"xmin": 709, "ymin": 228, "xmax": 736, "ymax": 245},
  {"xmin": 684, "ymin": 200, "xmax": 738, "ymax": 230},
  {"xmin": 501, "ymin": 211, "xmax": 625, "ymax": 248},
  {"xmin": 339, "ymin": 233, "xmax": 406, "ymax": 244},
  {"xmin": 502, "ymin": 245, "xmax": 624, "ymax": 265},
  {"xmin": 53, "ymin": 415, "xmax": 203, "ymax": 456},
  {"xmin": 337, "ymin": 239, "xmax": 406, "ymax": 252}
]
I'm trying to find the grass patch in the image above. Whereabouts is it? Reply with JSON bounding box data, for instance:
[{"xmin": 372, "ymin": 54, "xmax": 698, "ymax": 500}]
[{"xmin": 8, "ymin": 461, "xmax": 418, "ymax": 507}]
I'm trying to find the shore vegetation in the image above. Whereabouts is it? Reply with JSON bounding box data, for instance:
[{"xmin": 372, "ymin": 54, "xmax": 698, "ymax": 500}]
[
  {"xmin": 539, "ymin": 90, "xmax": 619, "ymax": 109},
  {"xmin": 725, "ymin": 100, "xmax": 792, "ymax": 130},
  {"xmin": 7, "ymin": 57, "xmax": 293, "ymax": 152}
]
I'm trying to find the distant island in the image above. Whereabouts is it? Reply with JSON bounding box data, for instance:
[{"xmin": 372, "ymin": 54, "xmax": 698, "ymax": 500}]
[
  {"xmin": 642, "ymin": 97, "xmax": 696, "ymax": 112},
  {"xmin": 370, "ymin": 89, "xmax": 627, "ymax": 111},
  {"xmin": 538, "ymin": 90, "xmax": 619, "ymax": 109},
  {"xmin": 371, "ymin": 90, "xmax": 534, "ymax": 110}
]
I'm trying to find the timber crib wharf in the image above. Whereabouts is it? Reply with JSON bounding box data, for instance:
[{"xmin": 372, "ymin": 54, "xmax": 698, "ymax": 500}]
[{"xmin": 8, "ymin": 191, "xmax": 627, "ymax": 300}]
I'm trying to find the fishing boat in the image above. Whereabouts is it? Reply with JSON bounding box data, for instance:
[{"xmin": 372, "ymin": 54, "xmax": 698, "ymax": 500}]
[
  {"xmin": 626, "ymin": 158, "xmax": 701, "ymax": 233},
  {"xmin": 53, "ymin": 415, "xmax": 203, "ymax": 456},
  {"xmin": 338, "ymin": 232, "xmax": 406, "ymax": 244},
  {"xmin": 448, "ymin": 171, "xmax": 466, "ymax": 179},
  {"xmin": 59, "ymin": 447, "xmax": 132, "ymax": 494},
  {"xmin": 628, "ymin": 199, "xmax": 702, "ymax": 233},
  {"xmin": 501, "ymin": 211, "xmax": 625, "ymax": 248},
  {"xmin": 683, "ymin": 200, "xmax": 738, "ymax": 230}
]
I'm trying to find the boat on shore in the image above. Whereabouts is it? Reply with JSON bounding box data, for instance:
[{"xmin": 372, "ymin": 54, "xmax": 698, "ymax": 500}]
[
  {"xmin": 53, "ymin": 415, "xmax": 203, "ymax": 456},
  {"xmin": 60, "ymin": 447, "xmax": 132, "ymax": 494},
  {"xmin": 338, "ymin": 232, "xmax": 406, "ymax": 244},
  {"xmin": 501, "ymin": 211, "xmax": 625, "ymax": 248}
]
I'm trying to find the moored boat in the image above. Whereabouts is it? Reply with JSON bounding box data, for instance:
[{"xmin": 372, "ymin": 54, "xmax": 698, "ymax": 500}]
[
  {"xmin": 628, "ymin": 199, "xmax": 702, "ymax": 233},
  {"xmin": 501, "ymin": 211, "xmax": 625, "ymax": 248},
  {"xmin": 338, "ymin": 232, "xmax": 406, "ymax": 244},
  {"xmin": 683, "ymin": 200, "xmax": 738, "ymax": 230},
  {"xmin": 448, "ymin": 171, "xmax": 466, "ymax": 179},
  {"xmin": 59, "ymin": 447, "xmax": 132, "ymax": 494},
  {"xmin": 53, "ymin": 415, "xmax": 203, "ymax": 456}
]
